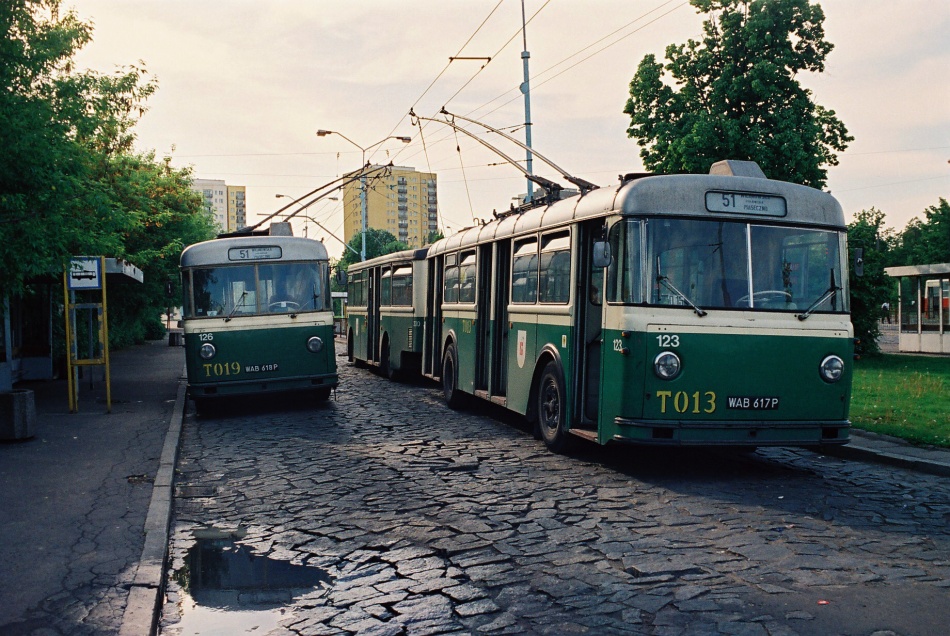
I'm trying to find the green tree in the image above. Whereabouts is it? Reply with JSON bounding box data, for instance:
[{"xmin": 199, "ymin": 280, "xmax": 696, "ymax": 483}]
[
  {"xmin": 104, "ymin": 153, "xmax": 216, "ymax": 346},
  {"xmin": 847, "ymin": 208, "xmax": 896, "ymax": 355},
  {"xmin": 624, "ymin": 0, "xmax": 851, "ymax": 187},
  {"xmin": 0, "ymin": 0, "xmax": 156, "ymax": 297},
  {"xmin": 889, "ymin": 198, "xmax": 950, "ymax": 267},
  {"xmin": 336, "ymin": 229, "xmax": 408, "ymax": 271}
]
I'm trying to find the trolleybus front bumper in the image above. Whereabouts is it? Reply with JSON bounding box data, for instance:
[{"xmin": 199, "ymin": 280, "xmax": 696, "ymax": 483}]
[
  {"xmin": 612, "ymin": 417, "xmax": 850, "ymax": 447},
  {"xmin": 189, "ymin": 373, "xmax": 338, "ymax": 398}
]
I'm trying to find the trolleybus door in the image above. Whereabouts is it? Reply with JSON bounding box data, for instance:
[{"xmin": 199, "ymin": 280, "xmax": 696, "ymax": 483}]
[
  {"xmin": 491, "ymin": 240, "xmax": 511, "ymax": 397},
  {"xmin": 368, "ymin": 267, "xmax": 380, "ymax": 363},
  {"xmin": 475, "ymin": 244, "xmax": 493, "ymax": 392},
  {"xmin": 577, "ymin": 221, "xmax": 605, "ymax": 424},
  {"xmin": 424, "ymin": 256, "xmax": 443, "ymax": 377}
]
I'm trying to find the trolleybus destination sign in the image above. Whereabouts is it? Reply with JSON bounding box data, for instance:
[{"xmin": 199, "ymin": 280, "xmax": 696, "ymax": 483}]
[
  {"xmin": 705, "ymin": 191, "xmax": 786, "ymax": 217},
  {"xmin": 228, "ymin": 246, "xmax": 282, "ymax": 261}
]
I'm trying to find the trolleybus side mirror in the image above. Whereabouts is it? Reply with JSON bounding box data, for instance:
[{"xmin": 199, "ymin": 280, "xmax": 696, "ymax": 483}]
[
  {"xmin": 592, "ymin": 241, "xmax": 612, "ymax": 268},
  {"xmin": 853, "ymin": 248, "xmax": 864, "ymax": 278},
  {"xmin": 335, "ymin": 268, "xmax": 348, "ymax": 286}
]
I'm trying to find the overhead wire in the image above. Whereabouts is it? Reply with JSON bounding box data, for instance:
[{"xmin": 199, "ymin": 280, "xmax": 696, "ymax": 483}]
[
  {"xmin": 467, "ymin": 0, "xmax": 687, "ymax": 121},
  {"xmin": 370, "ymin": 0, "xmax": 506, "ymax": 166}
]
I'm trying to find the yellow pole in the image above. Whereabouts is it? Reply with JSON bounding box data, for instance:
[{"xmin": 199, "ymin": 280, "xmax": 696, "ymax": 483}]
[
  {"xmin": 63, "ymin": 271, "xmax": 76, "ymax": 413},
  {"xmin": 101, "ymin": 257, "xmax": 111, "ymax": 413}
]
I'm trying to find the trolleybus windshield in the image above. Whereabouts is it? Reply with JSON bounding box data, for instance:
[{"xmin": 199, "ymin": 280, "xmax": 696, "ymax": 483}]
[
  {"xmin": 185, "ymin": 261, "xmax": 330, "ymax": 318},
  {"xmin": 607, "ymin": 218, "xmax": 848, "ymax": 312}
]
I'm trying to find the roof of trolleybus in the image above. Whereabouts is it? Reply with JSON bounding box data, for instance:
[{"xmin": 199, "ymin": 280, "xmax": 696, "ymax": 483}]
[
  {"xmin": 427, "ymin": 165, "xmax": 845, "ymax": 257},
  {"xmin": 347, "ymin": 246, "xmax": 429, "ymax": 273},
  {"xmin": 181, "ymin": 235, "xmax": 330, "ymax": 267}
]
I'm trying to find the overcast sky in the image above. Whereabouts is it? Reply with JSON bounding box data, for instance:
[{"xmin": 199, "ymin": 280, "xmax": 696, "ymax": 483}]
[{"xmin": 70, "ymin": 0, "xmax": 949, "ymax": 258}]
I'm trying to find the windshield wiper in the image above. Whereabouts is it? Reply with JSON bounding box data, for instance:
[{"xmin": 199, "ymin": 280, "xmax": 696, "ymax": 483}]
[
  {"xmin": 224, "ymin": 291, "xmax": 248, "ymax": 322},
  {"xmin": 797, "ymin": 269, "xmax": 839, "ymax": 321},
  {"xmin": 657, "ymin": 257, "xmax": 707, "ymax": 317}
]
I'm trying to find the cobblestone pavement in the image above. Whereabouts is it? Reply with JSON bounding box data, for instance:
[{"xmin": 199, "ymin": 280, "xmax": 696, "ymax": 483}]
[{"xmin": 160, "ymin": 345, "xmax": 950, "ymax": 636}]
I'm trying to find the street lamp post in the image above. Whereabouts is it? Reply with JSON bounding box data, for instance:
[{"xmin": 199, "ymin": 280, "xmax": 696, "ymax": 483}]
[{"xmin": 316, "ymin": 130, "xmax": 411, "ymax": 261}]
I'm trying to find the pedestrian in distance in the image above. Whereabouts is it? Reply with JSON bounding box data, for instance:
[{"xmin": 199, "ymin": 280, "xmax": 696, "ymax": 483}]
[{"xmin": 881, "ymin": 301, "xmax": 891, "ymax": 324}]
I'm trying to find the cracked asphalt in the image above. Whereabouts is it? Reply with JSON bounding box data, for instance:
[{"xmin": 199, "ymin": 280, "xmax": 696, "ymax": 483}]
[
  {"xmin": 160, "ymin": 343, "xmax": 950, "ymax": 636},
  {"xmin": 0, "ymin": 341, "xmax": 182, "ymax": 636}
]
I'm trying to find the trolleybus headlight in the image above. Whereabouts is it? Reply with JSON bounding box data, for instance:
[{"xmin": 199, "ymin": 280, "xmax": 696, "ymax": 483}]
[
  {"xmin": 306, "ymin": 336, "xmax": 324, "ymax": 353},
  {"xmin": 199, "ymin": 343, "xmax": 216, "ymax": 360},
  {"xmin": 819, "ymin": 355, "xmax": 844, "ymax": 383},
  {"xmin": 654, "ymin": 351, "xmax": 682, "ymax": 380}
]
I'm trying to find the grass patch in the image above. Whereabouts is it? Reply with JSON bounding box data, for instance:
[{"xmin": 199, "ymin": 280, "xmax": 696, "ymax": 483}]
[{"xmin": 851, "ymin": 354, "xmax": 950, "ymax": 448}]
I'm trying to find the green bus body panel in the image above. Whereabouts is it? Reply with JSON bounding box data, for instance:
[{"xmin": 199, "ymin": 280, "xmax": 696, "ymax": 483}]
[
  {"xmin": 381, "ymin": 313, "xmax": 422, "ymax": 369},
  {"xmin": 348, "ymin": 312, "xmax": 367, "ymax": 359},
  {"xmin": 185, "ymin": 323, "xmax": 338, "ymax": 395},
  {"xmin": 598, "ymin": 328, "xmax": 852, "ymax": 444},
  {"xmin": 443, "ymin": 314, "xmax": 478, "ymax": 394}
]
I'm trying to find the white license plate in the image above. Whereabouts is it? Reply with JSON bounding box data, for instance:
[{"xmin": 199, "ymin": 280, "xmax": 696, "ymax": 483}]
[{"xmin": 727, "ymin": 396, "xmax": 779, "ymax": 410}]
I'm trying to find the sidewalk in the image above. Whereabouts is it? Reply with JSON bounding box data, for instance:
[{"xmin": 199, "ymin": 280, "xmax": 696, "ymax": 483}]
[
  {"xmin": 0, "ymin": 339, "xmax": 947, "ymax": 635},
  {"xmin": 0, "ymin": 338, "xmax": 186, "ymax": 636}
]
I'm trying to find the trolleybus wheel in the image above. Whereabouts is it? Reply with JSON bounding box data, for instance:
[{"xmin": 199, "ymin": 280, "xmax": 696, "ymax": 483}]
[
  {"xmin": 380, "ymin": 342, "xmax": 397, "ymax": 381},
  {"xmin": 442, "ymin": 343, "xmax": 465, "ymax": 410},
  {"xmin": 193, "ymin": 397, "xmax": 213, "ymax": 417},
  {"xmin": 537, "ymin": 361, "xmax": 574, "ymax": 453}
]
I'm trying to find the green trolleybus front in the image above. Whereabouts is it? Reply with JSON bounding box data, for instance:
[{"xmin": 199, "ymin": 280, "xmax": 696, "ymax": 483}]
[
  {"xmin": 180, "ymin": 235, "xmax": 338, "ymax": 411},
  {"xmin": 425, "ymin": 160, "xmax": 853, "ymax": 452}
]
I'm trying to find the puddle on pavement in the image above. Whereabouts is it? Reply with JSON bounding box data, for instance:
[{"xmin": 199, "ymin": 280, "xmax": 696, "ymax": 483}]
[{"xmin": 170, "ymin": 527, "xmax": 332, "ymax": 635}]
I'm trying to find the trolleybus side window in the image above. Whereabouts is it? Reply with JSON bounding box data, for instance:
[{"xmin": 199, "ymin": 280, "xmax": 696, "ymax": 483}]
[
  {"xmin": 606, "ymin": 220, "xmax": 642, "ymax": 304},
  {"xmin": 391, "ymin": 264, "xmax": 413, "ymax": 306},
  {"xmin": 444, "ymin": 253, "xmax": 459, "ymax": 303},
  {"xmin": 350, "ymin": 271, "xmax": 368, "ymax": 308},
  {"xmin": 381, "ymin": 266, "xmax": 393, "ymax": 306},
  {"xmin": 512, "ymin": 237, "xmax": 539, "ymax": 304},
  {"xmin": 539, "ymin": 231, "xmax": 571, "ymax": 304},
  {"xmin": 458, "ymin": 250, "xmax": 476, "ymax": 304}
]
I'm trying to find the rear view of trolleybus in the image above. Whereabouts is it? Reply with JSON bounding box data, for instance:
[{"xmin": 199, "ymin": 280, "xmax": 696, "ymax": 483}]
[
  {"xmin": 180, "ymin": 234, "xmax": 338, "ymax": 412},
  {"xmin": 425, "ymin": 160, "xmax": 855, "ymax": 452}
]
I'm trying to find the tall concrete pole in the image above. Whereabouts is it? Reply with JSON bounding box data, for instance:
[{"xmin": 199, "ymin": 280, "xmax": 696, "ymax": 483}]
[{"xmin": 521, "ymin": 0, "xmax": 534, "ymax": 203}]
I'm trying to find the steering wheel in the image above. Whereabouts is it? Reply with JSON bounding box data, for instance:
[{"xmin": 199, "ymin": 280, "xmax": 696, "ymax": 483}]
[
  {"xmin": 268, "ymin": 300, "xmax": 300, "ymax": 311},
  {"xmin": 736, "ymin": 290, "xmax": 792, "ymax": 305}
]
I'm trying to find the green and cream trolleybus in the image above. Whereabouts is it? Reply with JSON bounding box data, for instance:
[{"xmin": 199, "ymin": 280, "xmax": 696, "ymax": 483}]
[
  {"xmin": 346, "ymin": 247, "xmax": 429, "ymax": 379},
  {"xmin": 424, "ymin": 160, "xmax": 853, "ymax": 451},
  {"xmin": 180, "ymin": 234, "xmax": 338, "ymax": 411}
]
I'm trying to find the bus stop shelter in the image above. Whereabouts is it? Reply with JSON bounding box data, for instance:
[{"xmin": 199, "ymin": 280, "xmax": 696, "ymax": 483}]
[{"xmin": 884, "ymin": 262, "xmax": 950, "ymax": 355}]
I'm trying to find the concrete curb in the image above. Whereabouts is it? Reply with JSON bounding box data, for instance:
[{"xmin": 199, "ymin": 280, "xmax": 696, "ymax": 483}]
[
  {"xmin": 118, "ymin": 369, "xmax": 187, "ymax": 636},
  {"xmin": 823, "ymin": 431, "xmax": 950, "ymax": 478},
  {"xmin": 825, "ymin": 445, "xmax": 950, "ymax": 478}
]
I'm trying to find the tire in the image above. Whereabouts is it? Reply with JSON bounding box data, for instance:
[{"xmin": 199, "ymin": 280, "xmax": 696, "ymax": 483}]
[
  {"xmin": 441, "ymin": 342, "xmax": 466, "ymax": 409},
  {"xmin": 381, "ymin": 340, "xmax": 397, "ymax": 381},
  {"xmin": 536, "ymin": 360, "xmax": 574, "ymax": 453},
  {"xmin": 348, "ymin": 331, "xmax": 366, "ymax": 369},
  {"xmin": 193, "ymin": 396, "xmax": 213, "ymax": 417}
]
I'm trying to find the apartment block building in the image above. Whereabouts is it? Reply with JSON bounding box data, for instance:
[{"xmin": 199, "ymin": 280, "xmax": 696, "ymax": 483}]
[
  {"xmin": 190, "ymin": 178, "xmax": 247, "ymax": 232},
  {"xmin": 342, "ymin": 166, "xmax": 438, "ymax": 249}
]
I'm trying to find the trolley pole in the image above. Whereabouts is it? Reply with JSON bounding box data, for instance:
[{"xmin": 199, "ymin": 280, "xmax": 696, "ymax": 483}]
[{"xmin": 521, "ymin": 0, "xmax": 534, "ymax": 203}]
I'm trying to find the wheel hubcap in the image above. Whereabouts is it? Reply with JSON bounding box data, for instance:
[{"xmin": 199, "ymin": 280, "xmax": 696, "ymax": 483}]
[{"xmin": 541, "ymin": 380, "xmax": 559, "ymax": 430}]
